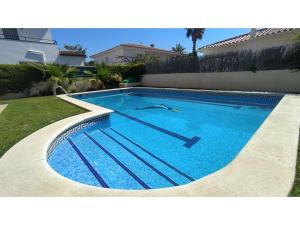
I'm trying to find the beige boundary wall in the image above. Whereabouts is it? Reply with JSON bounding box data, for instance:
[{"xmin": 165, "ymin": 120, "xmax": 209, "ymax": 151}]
[{"xmin": 142, "ymin": 70, "xmax": 300, "ymax": 93}]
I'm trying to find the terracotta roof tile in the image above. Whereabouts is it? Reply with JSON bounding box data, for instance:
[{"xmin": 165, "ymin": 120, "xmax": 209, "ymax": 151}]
[
  {"xmin": 121, "ymin": 43, "xmax": 179, "ymax": 54},
  {"xmin": 199, "ymin": 28, "xmax": 296, "ymax": 50},
  {"xmin": 90, "ymin": 44, "xmax": 179, "ymax": 57}
]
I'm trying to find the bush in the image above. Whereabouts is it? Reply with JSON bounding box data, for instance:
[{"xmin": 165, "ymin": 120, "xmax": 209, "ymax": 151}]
[
  {"xmin": 100, "ymin": 63, "xmax": 146, "ymax": 81},
  {"xmin": 95, "ymin": 64, "xmax": 122, "ymax": 88},
  {"xmin": 0, "ymin": 64, "xmax": 47, "ymax": 94}
]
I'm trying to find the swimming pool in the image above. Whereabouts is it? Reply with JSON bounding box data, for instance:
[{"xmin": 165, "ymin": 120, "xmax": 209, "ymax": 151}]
[{"xmin": 48, "ymin": 88, "xmax": 282, "ymax": 190}]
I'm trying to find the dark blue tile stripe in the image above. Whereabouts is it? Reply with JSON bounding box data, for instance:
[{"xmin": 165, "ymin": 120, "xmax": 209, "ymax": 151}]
[
  {"xmin": 129, "ymin": 92, "xmax": 275, "ymax": 108},
  {"xmin": 67, "ymin": 138, "xmax": 109, "ymax": 188},
  {"xmin": 110, "ymin": 128, "xmax": 195, "ymax": 181},
  {"xmin": 183, "ymin": 136, "xmax": 201, "ymax": 148},
  {"xmin": 99, "ymin": 129, "xmax": 179, "ymax": 186},
  {"xmin": 84, "ymin": 132, "xmax": 150, "ymax": 189},
  {"xmin": 128, "ymin": 93, "xmax": 244, "ymax": 109},
  {"xmin": 114, "ymin": 110, "xmax": 200, "ymax": 148}
]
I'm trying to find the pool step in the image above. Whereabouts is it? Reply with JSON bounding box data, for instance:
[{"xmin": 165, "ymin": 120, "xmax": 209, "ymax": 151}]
[
  {"xmin": 107, "ymin": 128, "xmax": 194, "ymax": 182},
  {"xmin": 70, "ymin": 133, "xmax": 145, "ymax": 189},
  {"xmin": 98, "ymin": 129, "xmax": 179, "ymax": 186},
  {"xmin": 84, "ymin": 132, "xmax": 150, "ymax": 189},
  {"xmin": 67, "ymin": 126, "xmax": 194, "ymax": 189},
  {"xmin": 85, "ymin": 130, "xmax": 173, "ymax": 189}
]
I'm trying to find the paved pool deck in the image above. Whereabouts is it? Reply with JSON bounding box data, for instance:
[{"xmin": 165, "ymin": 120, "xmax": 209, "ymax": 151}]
[
  {"xmin": 0, "ymin": 104, "xmax": 7, "ymax": 114},
  {"xmin": 0, "ymin": 88, "xmax": 299, "ymax": 196}
]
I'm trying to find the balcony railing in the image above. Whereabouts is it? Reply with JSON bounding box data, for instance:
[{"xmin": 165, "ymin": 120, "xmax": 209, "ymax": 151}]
[{"xmin": 0, "ymin": 34, "xmax": 57, "ymax": 44}]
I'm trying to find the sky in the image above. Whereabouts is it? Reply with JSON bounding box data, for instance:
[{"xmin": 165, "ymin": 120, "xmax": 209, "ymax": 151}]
[{"xmin": 52, "ymin": 28, "xmax": 250, "ymax": 60}]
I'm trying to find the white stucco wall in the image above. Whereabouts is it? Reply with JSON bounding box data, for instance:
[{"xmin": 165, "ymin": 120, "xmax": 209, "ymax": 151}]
[
  {"xmin": 142, "ymin": 70, "xmax": 300, "ymax": 93},
  {"xmin": 92, "ymin": 47, "xmax": 125, "ymax": 64},
  {"xmin": 0, "ymin": 38, "xmax": 59, "ymax": 64},
  {"xmin": 0, "ymin": 28, "xmax": 84, "ymax": 66},
  {"xmin": 123, "ymin": 46, "xmax": 178, "ymax": 61},
  {"xmin": 200, "ymin": 31, "xmax": 299, "ymax": 55},
  {"xmin": 91, "ymin": 46, "xmax": 179, "ymax": 65}
]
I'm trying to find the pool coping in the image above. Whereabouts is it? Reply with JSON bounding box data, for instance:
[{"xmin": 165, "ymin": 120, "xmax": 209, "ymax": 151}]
[
  {"xmin": 0, "ymin": 87, "xmax": 299, "ymax": 196},
  {"xmin": 0, "ymin": 104, "xmax": 7, "ymax": 114}
]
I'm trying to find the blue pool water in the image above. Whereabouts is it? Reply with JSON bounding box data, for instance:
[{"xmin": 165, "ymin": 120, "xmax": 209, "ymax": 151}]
[{"xmin": 48, "ymin": 88, "xmax": 282, "ymax": 190}]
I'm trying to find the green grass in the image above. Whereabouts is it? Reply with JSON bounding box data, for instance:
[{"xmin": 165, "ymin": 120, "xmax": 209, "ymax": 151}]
[
  {"xmin": 289, "ymin": 139, "xmax": 300, "ymax": 196},
  {"xmin": 0, "ymin": 96, "xmax": 86, "ymax": 158}
]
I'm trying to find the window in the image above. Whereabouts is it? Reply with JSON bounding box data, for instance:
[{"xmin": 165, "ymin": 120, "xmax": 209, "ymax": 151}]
[
  {"xmin": 2, "ymin": 28, "xmax": 19, "ymax": 40},
  {"xmin": 105, "ymin": 57, "xmax": 109, "ymax": 63}
]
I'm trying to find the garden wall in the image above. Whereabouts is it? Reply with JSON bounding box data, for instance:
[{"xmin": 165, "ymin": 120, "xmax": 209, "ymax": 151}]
[{"xmin": 142, "ymin": 70, "xmax": 300, "ymax": 93}]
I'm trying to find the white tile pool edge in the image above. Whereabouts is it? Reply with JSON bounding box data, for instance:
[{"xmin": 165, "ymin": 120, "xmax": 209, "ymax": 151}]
[{"xmin": 0, "ymin": 88, "xmax": 299, "ymax": 196}]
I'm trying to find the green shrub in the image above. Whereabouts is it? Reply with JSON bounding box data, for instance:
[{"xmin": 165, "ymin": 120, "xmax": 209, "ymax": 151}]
[
  {"xmin": 95, "ymin": 64, "xmax": 122, "ymax": 88},
  {"xmin": 0, "ymin": 64, "xmax": 47, "ymax": 94},
  {"xmin": 99, "ymin": 63, "xmax": 146, "ymax": 82},
  {"xmin": 122, "ymin": 64, "xmax": 146, "ymax": 81},
  {"xmin": 0, "ymin": 64, "xmax": 82, "ymax": 96}
]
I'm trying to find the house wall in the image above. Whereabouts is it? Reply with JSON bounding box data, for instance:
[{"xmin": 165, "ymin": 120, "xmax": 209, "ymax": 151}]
[
  {"xmin": 56, "ymin": 55, "xmax": 85, "ymax": 66},
  {"xmin": 0, "ymin": 38, "xmax": 59, "ymax": 64},
  {"xmin": 92, "ymin": 47, "xmax": 125, "ymax": 64},
  {"xmin": 0, "ymin": 28, "xmax": 84, "ymax": 66},
  {"xmin": 142, "ymin": 70, "xmax": 300, "ymax": 93},
  {"xmin": 200, "ymin": 31, "xmax": 299, "ymax": 55},
  {"xmin": 0, "ymin": 28, "xmax": 53, "ymax": 41},
  {"xmin": 122, "ymin": 46, "xmax": 178, "ymax": 61},
  {"xmin": 92, "ymin": 46, "xmax": 179, "ymax": 65}
]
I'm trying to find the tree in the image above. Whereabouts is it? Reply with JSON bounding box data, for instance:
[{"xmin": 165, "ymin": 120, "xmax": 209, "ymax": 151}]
[
  {"xmin": 185, "ymin": 28, "xmax": 205, "ymax": 56},
  {"xmin": 64, "ymin": 44, "xmax": 87, "ymax": 55},
  {"xmin": 85, "ymin": 60, "xmax": 95, "ymax": 66},
  {"xmin": 30, "ymin": 63, "xmax": 78, "ymax": 94},
  {"xmin": 172, "ymin": 44, "xmax": 186, "ymax": 55},
  {"xmin": 115, "ymin": 54, "xmax": 160, "ymax": 64}
]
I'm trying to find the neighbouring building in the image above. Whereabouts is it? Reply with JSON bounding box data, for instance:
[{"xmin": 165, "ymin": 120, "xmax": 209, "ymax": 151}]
[
  {"xmin": 199, "ymin": 28, "xmax": 300, "ymax": 55},
  {"xmin": 90, "ymin": 43, "xmax": 180, "ymax": 65},
  {"xmin": 0, "ymin": 28, "xmax": 85, "ymax": 65}
]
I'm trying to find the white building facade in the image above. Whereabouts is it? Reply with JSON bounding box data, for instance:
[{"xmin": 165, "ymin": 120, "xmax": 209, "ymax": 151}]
[
  {"xmin": 0, "ymin": 28, "xmax": 85, "ymax": 65},
  {"xmin": 91, "ymin": 44, "xmax": 180, "ymax": 65}
]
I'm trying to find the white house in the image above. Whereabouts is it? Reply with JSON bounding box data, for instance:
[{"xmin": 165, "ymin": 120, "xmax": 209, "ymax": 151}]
[
  {"xmin": 90, "ymin": 43, "xmax": 180, "ymax": 65},
  {"xmin": 199, "ymin": 28, "xmax": 300, "ymax": 55},
  {"xmin": 0, "ymin": 28, "xmax": 85, "ymax": 66}
]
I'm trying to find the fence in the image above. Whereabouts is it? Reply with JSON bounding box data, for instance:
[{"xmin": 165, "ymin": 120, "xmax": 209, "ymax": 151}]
[{"xmin": 145, "ymin": 44, "xmax": 300, "ymax": 74}]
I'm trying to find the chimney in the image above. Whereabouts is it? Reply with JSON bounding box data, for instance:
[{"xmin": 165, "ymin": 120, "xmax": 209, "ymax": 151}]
[
  {"xmin": 250, "ymin": 28, "xmax": 257, "ymax": 37},
  {"xmin": 150, "ymin": 44, "xmax": 155, "ymax": 48}
]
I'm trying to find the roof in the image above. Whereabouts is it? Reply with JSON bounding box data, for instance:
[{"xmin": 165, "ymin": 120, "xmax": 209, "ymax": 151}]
[
  {"xmin": 199, "ymin": 28, "xmax": 296, "ymax": 50},
  {"xmin": 59, "ymin": 50, "xmax": 86, "ymax": 57},
  {"xmin": 90, "ymin": 43, "xmax": 180, "ymax": 57}
]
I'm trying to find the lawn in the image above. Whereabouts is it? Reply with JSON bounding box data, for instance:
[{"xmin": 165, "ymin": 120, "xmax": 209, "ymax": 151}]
[
  {"xmin": 289, "ymin": 140, "xmax": 300, "ymax": 196},
  {"xmin": 0, "ymin": 96, "xmax": 86, "ymax": 158}
]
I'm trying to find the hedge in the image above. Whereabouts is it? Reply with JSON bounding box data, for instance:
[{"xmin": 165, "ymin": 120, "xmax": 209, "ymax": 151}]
[
  {"xmin": 104, "ymin": 63, "xmax": 146, "ymax": 81},
  {"xmin": 0, "ymin": 64, "xmax": 48, "ymax": 94},
  {"xmin": 0, "ymin": 63, "xmax": 147, "ymax": 96}
]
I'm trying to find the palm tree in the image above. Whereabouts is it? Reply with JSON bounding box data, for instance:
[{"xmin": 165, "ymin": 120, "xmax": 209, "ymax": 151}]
[
  {"xmin": 172, "ymin": 44, "xmax": 186, "ymax": 55},
  {"xmin": 30, "ymin": 63, "xmax": 78, "ymax": 94},
  {"xmin": 186, "ymin": 28, "xmax": 205, "ymax": 56}
]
